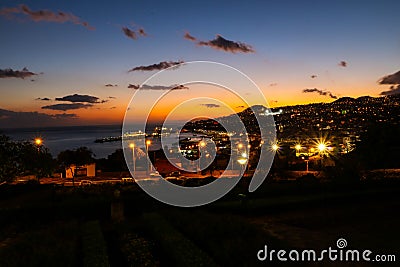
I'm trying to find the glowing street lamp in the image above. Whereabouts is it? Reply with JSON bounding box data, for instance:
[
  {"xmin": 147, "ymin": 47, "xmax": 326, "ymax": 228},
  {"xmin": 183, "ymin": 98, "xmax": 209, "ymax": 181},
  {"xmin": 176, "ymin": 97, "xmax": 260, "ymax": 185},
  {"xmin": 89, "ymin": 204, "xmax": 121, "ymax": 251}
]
[
  {"xmin": 129, "ymin": 143, "xmax": 136, "ymax": 177},
  {"xmin": 34, "ymin": 138, "xmax": 42, "ymax": 152},
  {"xmin": 237, "ymin": 157, "xmax": 247, "ymax": 173},
  {"xmin": 146, "ymin": 140, "xmax": 152, "ymax": 173},
  {"xmin": 35, "ymin": 138, "xmax": 42, "ymax": 146},
  {"xmin": 198, "ymin": 140, "xmax": 206, "ymax": 173}
]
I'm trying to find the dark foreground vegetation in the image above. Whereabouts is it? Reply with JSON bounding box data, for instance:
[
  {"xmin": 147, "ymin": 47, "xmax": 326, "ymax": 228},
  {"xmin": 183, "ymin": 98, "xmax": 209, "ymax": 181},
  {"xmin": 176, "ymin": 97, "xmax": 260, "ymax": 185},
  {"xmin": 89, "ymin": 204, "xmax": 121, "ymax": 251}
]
[{"xmin": 0, "ymin": 178, "xmax": 399, "ymax": 267}]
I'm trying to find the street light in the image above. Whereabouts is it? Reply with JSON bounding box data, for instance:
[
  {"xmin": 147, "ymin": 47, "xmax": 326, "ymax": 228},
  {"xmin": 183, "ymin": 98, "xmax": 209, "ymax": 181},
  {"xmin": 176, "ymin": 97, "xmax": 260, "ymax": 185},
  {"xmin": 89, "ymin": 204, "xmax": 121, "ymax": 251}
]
[
  {"xmin": 146, "ymin": 140, "xmax": 152, "ymax": 173},
  {"xmin": 198, "ymin": 140, "xmax": 206, "ymax": 173},
  {"xmin": 237, "ymin": 157, "xmax": 247, "ymax": 174},
  {"xmin": 129, "ymin": 143, "xmax": 136, "ymax": 177},
  {"xmin": 34, "ymin": 138, "xmax": 42, "ymax": 152}
]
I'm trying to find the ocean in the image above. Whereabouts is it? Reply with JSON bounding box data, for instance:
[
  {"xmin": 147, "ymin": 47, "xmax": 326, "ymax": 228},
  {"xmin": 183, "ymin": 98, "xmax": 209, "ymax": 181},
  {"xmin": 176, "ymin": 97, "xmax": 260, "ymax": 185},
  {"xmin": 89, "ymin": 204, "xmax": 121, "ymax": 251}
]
[
  {"xmin": 1, "ymin": 125, "xmax": 125, "ymax": 159},
  {"xmin": 1, "ymin": 124, "xmax": 196, "ymax": 159}
]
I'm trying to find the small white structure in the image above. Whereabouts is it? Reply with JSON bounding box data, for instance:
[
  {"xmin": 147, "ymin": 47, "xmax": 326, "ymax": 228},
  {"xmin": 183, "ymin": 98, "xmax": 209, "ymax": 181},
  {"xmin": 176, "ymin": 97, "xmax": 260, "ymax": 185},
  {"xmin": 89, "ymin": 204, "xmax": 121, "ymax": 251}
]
[{"xmin": 65, "ymin": 163, "xmax": 96, "ymax": 178}]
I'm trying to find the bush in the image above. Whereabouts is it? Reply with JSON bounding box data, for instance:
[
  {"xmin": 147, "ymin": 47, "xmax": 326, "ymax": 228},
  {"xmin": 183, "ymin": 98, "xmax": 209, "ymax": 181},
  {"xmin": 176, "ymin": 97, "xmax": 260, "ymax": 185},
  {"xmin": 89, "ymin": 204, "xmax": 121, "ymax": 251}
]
[
  {"xmin": 143, "ymin": 213, "xmax": 217, "ymax": 267},
  {"xmin": 81, "ymin": 221, "xmax": 110, "ymax": 267}
]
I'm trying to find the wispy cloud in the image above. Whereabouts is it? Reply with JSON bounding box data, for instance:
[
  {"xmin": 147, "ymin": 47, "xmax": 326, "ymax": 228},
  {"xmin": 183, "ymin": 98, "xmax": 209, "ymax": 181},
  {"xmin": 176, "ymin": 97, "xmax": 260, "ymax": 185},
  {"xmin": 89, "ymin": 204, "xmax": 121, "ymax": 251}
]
[
  {"xmin": 55, "ymin": 94, "xmax": 105, "ymax": 103},
  {"xmin": 41, "ymin": 103, "xmax": 93, "ymax": 111},
  {"xmin": 269, "ymin": 83, "xmax": 278, "ymax": 87},
  {"xmin": 0, "ymin": 67, "xmax": 38, "ymax": 79},
  {"xmin": 108, "ymin": 96, "xmax": 116, "ymax": 99},
  {"xmin": 122, "ymin": 27, "xmax": 137, "ymax": 40},
  {"xmin": 338, "ymin": 61, "xmax": 347, "ymax": 67},
  {"xmin": 122, "ymin": 26, "xmax": 147, "ymax": 40},
  {"xmin": 0, "ymin": 108, "xmax": 77, "ymax": 128},
  {"xmin": 183, "ymin": 32, "xmax": 196, "ymax": 41},
  {"xmin": 138, "ymin": 28, "xmax": 147, "ymax": 36},
  {"xmin": 139, "ymin": 84, "xmax": 189, "ymax": 90},
  {"xmin": 0, "ymin": 4, "xmax": 94, "ymax": 30},
  {"xmin": 379, "ymin": 70, "xmax": 400, "ymax": 96},
  {"xmin": 35, "ymin": 97, "xmax": 51, "ymax": 101},
  {"xmin": 185, "ymin": 33, "xmax": 255, "ymax": 53},
  {"xmin": 311, "ymin": 75, "xmax": 317, "ymax": 79},
  {"xmin": 302, "ymin": 88, "xmax": 338, "ymax": 99},
  {"xmin": 200, "ymin": 103, "xmax": 220, "ymax": 108},
  {"xmin": 105, "ymin": 84, "xmax": 117, "ymax": 87},
  {"xmin": 128, "ymin": 84, "xmax": 140, "ymax": 89},
  {"xmin": 128, "ymin": 60, "xmax": 184, "ymax": 72}
]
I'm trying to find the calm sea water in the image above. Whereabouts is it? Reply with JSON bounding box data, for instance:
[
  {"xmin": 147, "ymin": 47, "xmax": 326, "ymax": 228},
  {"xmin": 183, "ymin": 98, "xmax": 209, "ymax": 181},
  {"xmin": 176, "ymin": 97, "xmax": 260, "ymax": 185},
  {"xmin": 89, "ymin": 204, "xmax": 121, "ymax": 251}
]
[
  {"xmin": 1, "ymin": 125, "xmax": 125, "ymax": 159},
  {"xmin": 1, "ymin": 124, "xmax": 194, "ymax": 159}
]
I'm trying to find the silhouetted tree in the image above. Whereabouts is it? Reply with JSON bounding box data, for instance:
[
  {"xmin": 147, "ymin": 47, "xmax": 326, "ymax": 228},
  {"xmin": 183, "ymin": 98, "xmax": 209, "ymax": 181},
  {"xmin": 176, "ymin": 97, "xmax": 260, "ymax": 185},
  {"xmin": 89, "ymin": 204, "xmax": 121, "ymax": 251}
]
[
  {"xmin": 355, "ymin": 123, "xmax": 400, "ymax": 169},
  {"xmin": 57, "ymin": 147, "xmax": 94, "ymax": 186},
  {"xmin": 0, "ymin": 135, "xmax": 55, "ymax": 182}
]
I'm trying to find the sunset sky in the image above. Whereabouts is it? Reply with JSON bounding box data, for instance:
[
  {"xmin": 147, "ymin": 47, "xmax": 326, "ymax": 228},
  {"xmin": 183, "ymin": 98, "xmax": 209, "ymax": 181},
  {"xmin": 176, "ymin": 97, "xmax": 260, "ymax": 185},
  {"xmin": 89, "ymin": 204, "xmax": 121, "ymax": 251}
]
[{"xmin": 1, "ymin": 0, "xmax": 400, "ymax": 128}]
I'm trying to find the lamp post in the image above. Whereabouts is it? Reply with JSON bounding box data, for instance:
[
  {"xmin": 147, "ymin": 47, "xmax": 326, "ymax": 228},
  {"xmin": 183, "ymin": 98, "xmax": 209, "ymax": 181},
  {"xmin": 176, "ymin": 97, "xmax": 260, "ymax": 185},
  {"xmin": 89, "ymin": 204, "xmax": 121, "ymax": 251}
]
[
  {"xmin": 146, "ymin": 140, "xmax": 151, "ymax": 174},
  {"xmin": 35, "ymin": 138, "xmax": 42, "ymax": 153},
  {"xmin": 317, "ymin": 142, "xmax": 327, "ymax": 170},
  {"xmin": 295, "ymin": 144, "xmax": 301, "ymax": 156},
  {"xmin": 237, "ymin": 157, "xmax": 247, "ymax": 175},
  {"xmin": 198, "ymin": 140, "xmax": 206, "ymax": 174},
  {"xmin": 232, "ymin": 143, "xmax": 243, "ymax": 170},
  {"xmin": 129, "ymin": 143, "xmax": 136, "ymax": 177}
]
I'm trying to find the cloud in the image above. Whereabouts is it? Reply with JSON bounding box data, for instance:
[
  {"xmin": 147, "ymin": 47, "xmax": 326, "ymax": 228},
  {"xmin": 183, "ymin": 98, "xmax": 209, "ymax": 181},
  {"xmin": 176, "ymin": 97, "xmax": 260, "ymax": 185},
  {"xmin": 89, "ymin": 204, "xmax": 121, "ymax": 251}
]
[
  {"xmin": 185, "ymin": 33, "xmax": 255, "ymax": 53},
  {"xmin": 35, "ymin": 97, "xmax": 51, "ymax": 101},
  {"xmin": 0, "ymin": 67, "xmax": 38, "ymax": 79},
  {"xmin": 236, "ymin": 105, "xmax": 245, "ymax": 109},
  {"xmin": 378, "ymin": 70, "xmax": 400, "ymax": 96},
  {"xmin": 105, "ymin": 84, "xmax": 117, "ymax": 87},
  {"xmin": 0, "ymin": 108, "xmax": 77, "ymax": 128},
  {"xmin": 41, "ymin": 103, "xmax": 93, "ymax": 111},
  {"xmin": 128, "ymin": 84, "xmax": 140, "ymax": 89},
  {"xmin": 200, "ymin": 103, "xmax": 220, "ymax": 108},
  {"xmin": 139, "ymin": 84, "xmax": 189, "ymax": 90},
  {"xmin": 110, "ymin": 106, "xmax": 117, "ymax": 109},
  {"xmin": 269, "ymin": 83, "xmax": 278, "ymax": 87},
  {"xmin": 108, "ymin": 96, "xmax": 116, "ymax": 99},
  {"xmin": 184, "ymin": 32, "xmax": 197, "ymax": 41},
  {"xmin": 122, "ymin": 26, "xmax": 147, "ymax": 40},
  {"xmin": 138, "ymin": 28, "xmax": 147, "ymax": 36},
  {"xmin": 53, "ymin": 113, "xmax": 77, "ymax": 119},
  {"xmin": 122, "ymin": 27, "xmax": 137, "ymax": 40},
  {"xmin": 0, "ymin": 4, "xmax": 94, "ymax": 30},
  {"xmin": 302, "ymin": 88, "xmax": 338, "ymax": 99},
  {"xmin": 128, "ymin": 60, "xmax": 184, "ymax": 72},
  {"xmin": 338, "ymin": 61, "xmax": 347, "ymax": 67},
  {"xmin": 379, "ymin": 70, "xmax": 400, "ymax": 85},
  {"xmin": 55, "ymin": 94, "xmax": 104, "ymax": 103},
  {"xmin": 311, "ymin": 75, "xmax": 317, "ymax": 79},
  {"xmin": 380, "ymin": 85, "xmax": 400, "ymax": 96}
]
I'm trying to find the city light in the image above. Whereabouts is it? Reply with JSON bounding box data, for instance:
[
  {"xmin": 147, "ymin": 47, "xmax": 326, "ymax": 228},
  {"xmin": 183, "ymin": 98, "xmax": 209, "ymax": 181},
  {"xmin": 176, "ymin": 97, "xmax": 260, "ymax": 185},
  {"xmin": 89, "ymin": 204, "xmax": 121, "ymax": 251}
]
[
  {"xmin": 272, "ymin": 144, "xmax": 279, "ymax": 151},
  {"xmin": 199, "ymin": 140, "xmax": 206, "ymax": 147},
  {"xmin": 237, "ymin": 143, "xmax": 243, "ymax": 149},
  {"xmin": 129, "ymin": 143, "xmax": 135, "ymax": 149},
  {"xmin": 237, "ymin": 158, "xmax": 247, "ymax": 165},
  {"xmin": 146, "ymin": 140, "xmax": 151, "ymax": 146},
  {"xmin": 295, "ymin": 144, "xmax": 302, "ymax": 151}
]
